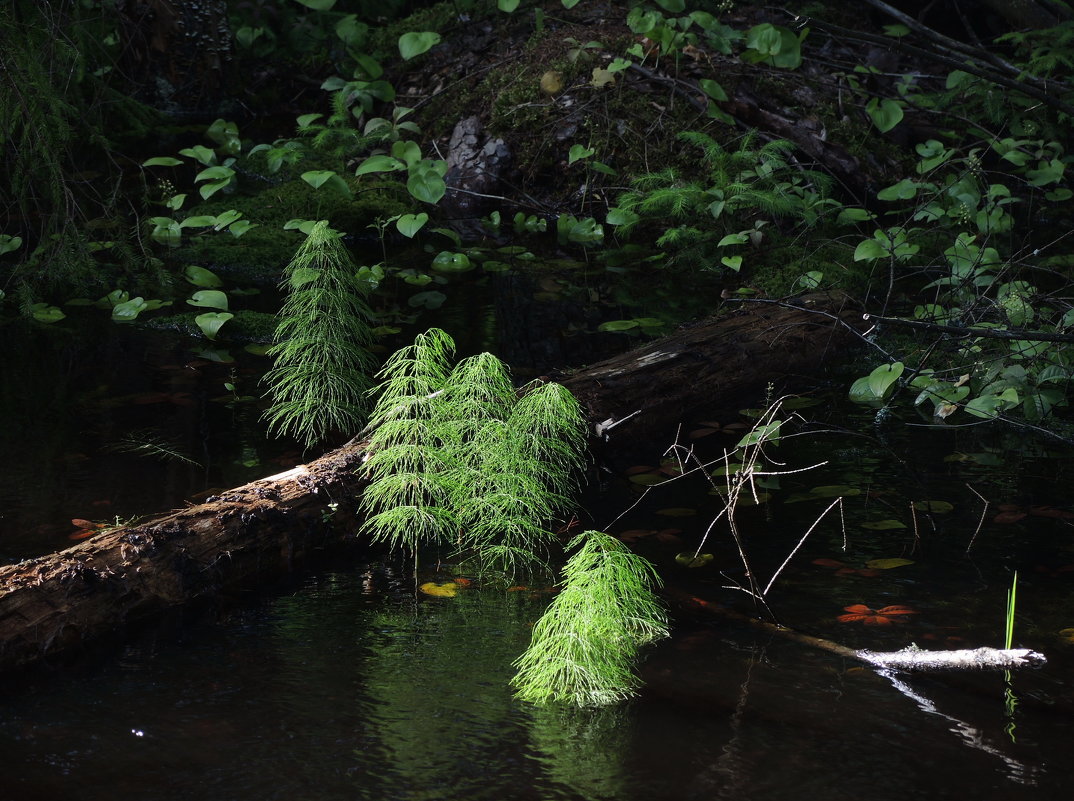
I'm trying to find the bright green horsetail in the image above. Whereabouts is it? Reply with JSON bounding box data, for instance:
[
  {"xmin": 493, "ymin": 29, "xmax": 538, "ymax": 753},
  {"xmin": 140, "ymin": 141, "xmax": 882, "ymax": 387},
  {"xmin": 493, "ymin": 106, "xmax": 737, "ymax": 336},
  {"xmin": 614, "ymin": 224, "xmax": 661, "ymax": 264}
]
[{"xmin": 512, "ymin": 530, "xmax": 668, "ymax": 707}]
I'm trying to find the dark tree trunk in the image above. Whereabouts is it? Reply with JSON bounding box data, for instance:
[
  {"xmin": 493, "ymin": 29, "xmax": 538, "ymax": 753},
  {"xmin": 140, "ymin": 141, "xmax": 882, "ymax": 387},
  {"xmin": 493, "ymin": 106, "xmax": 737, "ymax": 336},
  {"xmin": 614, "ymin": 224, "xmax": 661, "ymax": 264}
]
[{"xmin": 0, "ymin": 294, "xmax": 866, "ymax": 672}]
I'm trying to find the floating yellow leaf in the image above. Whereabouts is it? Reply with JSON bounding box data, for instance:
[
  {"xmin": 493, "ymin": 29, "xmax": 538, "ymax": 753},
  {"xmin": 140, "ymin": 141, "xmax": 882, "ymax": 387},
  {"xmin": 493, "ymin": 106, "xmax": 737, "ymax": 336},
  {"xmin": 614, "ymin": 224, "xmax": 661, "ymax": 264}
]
[
  {"xmin": 865, "ymin": 557, "xmax": 915, "ymax": 569},
  {"xmin": 419, "ymin": 582, "xmax": 457, "ymax": 598}
]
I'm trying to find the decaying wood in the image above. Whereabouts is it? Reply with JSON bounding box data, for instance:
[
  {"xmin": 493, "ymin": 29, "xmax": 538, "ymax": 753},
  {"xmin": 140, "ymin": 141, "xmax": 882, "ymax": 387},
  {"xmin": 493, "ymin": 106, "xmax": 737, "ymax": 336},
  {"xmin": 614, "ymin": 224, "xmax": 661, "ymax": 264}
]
[{"xmin": 0, "ymin": 293, "xmax": 866, "ymax": 672}]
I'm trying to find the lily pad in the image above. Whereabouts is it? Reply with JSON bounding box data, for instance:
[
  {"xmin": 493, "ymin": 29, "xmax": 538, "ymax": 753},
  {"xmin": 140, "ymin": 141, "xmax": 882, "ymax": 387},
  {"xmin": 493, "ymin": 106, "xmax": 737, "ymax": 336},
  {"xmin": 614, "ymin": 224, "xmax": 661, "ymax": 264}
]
[
  {"xmin": 912, "ymin": 500, "xmax": 954, "ymax": 513},
  {"xmin": 860, "ymin": 519, "xmax": 907, "ymax": 530},
  {"xmin": 656, "ymin": 507, "xmax": 697, "ymax": 517}
]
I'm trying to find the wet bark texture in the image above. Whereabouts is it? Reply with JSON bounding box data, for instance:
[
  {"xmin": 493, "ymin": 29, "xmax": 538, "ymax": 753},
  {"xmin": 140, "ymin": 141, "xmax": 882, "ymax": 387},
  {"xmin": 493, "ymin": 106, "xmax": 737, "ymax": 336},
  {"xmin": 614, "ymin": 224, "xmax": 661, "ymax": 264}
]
[{"xmin": 0, "ymin": 294, "xmax": 865, "ymax": 672}]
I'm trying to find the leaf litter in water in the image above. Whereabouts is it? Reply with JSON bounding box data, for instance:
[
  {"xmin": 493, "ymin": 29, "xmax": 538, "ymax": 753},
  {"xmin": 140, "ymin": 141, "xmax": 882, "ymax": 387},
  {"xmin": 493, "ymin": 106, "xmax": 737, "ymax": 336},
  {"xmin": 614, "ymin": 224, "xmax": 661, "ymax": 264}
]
[
  {"xmin": 419, "ymin": 582, "xmax": 458, "ymax": 598},
  {"xmin": 837, "ymin": 604, "xmax": 918, "ymax": 625}
]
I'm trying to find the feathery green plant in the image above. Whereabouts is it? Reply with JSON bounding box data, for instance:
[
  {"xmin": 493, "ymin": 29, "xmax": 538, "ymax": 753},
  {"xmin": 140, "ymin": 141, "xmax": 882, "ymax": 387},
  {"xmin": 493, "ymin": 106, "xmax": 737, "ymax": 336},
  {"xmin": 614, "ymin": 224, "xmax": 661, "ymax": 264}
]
[
  {"xmin": 262, "ymin": 220, "xmax": 376, "ymax": 447},
  {"xmin": 512, "ymin": 530, "xmax": 668, "ymax": 707},
  {"xmin": 359, "ymin": 328, "xmax": 588, "ymax": 574}
]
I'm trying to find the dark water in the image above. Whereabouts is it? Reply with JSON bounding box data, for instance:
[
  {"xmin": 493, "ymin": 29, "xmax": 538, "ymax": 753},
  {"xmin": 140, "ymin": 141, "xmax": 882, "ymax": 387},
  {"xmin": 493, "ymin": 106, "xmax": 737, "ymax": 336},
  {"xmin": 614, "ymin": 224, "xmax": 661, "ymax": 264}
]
[{"xmin": 3, "ymin": 315, "xmax": 1074, "ymax": 799}]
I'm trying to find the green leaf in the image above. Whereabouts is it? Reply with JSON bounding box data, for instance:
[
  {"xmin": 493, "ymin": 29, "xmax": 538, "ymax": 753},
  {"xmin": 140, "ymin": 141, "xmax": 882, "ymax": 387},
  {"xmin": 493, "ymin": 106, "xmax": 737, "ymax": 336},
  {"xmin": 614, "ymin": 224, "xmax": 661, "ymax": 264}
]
[
  {"xmin": 142, "ymin": 156, "xmax": 183, "ymax": 167},
  {"xmin": 198, "ymin": 180, "xmax": 230, "ymax": 201},
  {"xmin": 355, "ymin": 155, "xmax": 405, "ymax": 176},
  {"xmin": 568, "ymin": 144, "xmax": 596, "ymax": 165},
  {"xmin": 721, "ymin": 255, "xmax": 743, "ymax": 271},
  {"xmin": 498, "ymin": 0, "xmax": 520, "ymax": 11},
  {"xmin": 296, "ymin": 113, "xmax": 323, "ymax": 129},
  {"xmin": 213, "ymin": 209, "xmax": 243, "ymax": 229},
  {"xmin": 111, "ymin": 297, "xmax": 148, "ymax": 322},
  {"xmin": 395, "ymin": 213, "xmax": 429, "ymax": 238},
  {"xmin": 867, "ymin": 362, "xmax": 904, "ymax": 399},
  {"xmin": 912, "ymin": 500, "xmax": 954, "ymax": 513},
  {"xmin": 187, "ymin": 290, "xmax": 229, "ymax": 310},
  {"xmin": 179, "ymin": 145, "xmax": 216, "ymax": 166},
  {"xmin": 301, "ymin": 170, "xmax": 353, "ymax": 198},
  {"xmin": 860, "ymin": 519, "xmax": 907, "ymax": 530},
  {"xmin": 655, "ymin": 0, "xmax": 686, "ymax": 12},
  {"xmin": 179, "ymin": 215, "xmax": 217, "ymax": 228},
  {"xmin": 31, "ymin": 303, "xmax": 65, "ymax": 323},
  {"xmin": 431, "ymin": 251, "xmax": 473, "ymax": 273},
  {"xmin": 294, "ymin": 0, "xmax": 337, "ymax": 9},
  {"xmin": 865, "ymin": 97, "xmax": 904, "ymax": 133},
  {"xmin": 606, "ymin": 207, "xmax": 639, "ymax": 226},
  {"xmin": 810, "ymin": 485, "xmax": 861, "ymax": 498},
  {"xmin": 195, "ymin": 312, "xmax": 233, "ymax": 340},
  {"xmin": 184, "ymin": 265, "xmax": 223, "ymax": 288},
  {"xmin": 407, "ymin": 166, "xmax": 447, "ymax": 204},
  {"xmin": 736, "ymin": 421, "xmax": 781, "ymax": 448},
  {"xmin": 853, "ymin": 237, "xmax": 888, "ymax": 261},
  {"xmin": 399, "ymin": 31, "xmax": 441, "ymax": 60},
  {"xmin": 699, "ymin": 78, "xmax": 727, "ymax": 101},
  {"xmin": 408, "ymin": 290, "xmax": 447, "ymax": 309},
  {"xmin": 877, "ymin": 178, "xmax": 918, "ymax": 201},
  {"xmin": 675, "ymin": 552, "xmax": 714, "ymax": 568},
  {"xmin": 0, "ymin": 234, "xmax": 23, "ymax": 255},
  {"xmin": 598, "ymin": 319, "xmax": 640, "ymax": 332}
]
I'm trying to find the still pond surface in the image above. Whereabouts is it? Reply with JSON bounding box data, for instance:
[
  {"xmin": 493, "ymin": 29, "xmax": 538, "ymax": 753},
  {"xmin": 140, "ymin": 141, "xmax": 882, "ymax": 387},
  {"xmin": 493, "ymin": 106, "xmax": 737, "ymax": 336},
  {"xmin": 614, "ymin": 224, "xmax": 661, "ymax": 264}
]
[{"xmin": 2, "ymin": 313, "xmax": 1074, "ymax": 800}]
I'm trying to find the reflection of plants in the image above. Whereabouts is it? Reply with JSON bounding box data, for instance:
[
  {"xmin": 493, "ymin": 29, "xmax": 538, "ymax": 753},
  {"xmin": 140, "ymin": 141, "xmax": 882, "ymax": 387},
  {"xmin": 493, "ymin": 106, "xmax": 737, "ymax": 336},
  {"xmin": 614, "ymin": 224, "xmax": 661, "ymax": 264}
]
[
  {"xmin": 360, "ymin": 328, "xmax": 588, "ymax": 575},
  {"xmin": 511, "ymin": 530, "xmax": 668, "ymax": 707},
  {"xmin": 262, "ymin": 220, "xmax": 376, "ymax": 447},
  {"xmin": 107, "ymin": 430, "xmax": 201, "ymax": 467}
]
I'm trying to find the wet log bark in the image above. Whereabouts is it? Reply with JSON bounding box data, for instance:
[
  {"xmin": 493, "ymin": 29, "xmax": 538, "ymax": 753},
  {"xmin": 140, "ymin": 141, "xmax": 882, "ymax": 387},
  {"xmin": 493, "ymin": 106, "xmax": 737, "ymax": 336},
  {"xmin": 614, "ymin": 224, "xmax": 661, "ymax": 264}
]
[{"xmin": 0, "ymin": 292, "xmax": 866, "ymax": 672}]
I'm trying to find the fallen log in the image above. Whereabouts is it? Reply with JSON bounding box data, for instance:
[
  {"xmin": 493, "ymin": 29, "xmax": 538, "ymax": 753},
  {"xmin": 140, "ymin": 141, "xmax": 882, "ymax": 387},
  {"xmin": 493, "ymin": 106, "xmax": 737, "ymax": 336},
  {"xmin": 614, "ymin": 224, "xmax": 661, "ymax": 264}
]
[
  {"xmin": 668, "ymin": 589, "xmax": 1047, "ymax": 673},
  {"xmin": 0, "ymin": 292, "xmax": 866, "ymax": 672}
]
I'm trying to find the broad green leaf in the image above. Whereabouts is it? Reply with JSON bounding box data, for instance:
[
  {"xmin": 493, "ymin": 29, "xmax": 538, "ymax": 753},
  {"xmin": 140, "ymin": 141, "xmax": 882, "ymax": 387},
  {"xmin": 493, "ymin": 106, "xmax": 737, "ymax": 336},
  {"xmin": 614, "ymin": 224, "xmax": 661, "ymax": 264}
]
[
  {"xmin": 877, "ymin": 178, "xmax": 918, "ymax": 201},
  {"xmin": 296, "ymin": 113, "xmax": 323, "ymax": 129},
  {"xmin": 198, "ymin": 180, "xmax": 230, "ymax": 201},
  {"xmin": 568, "ymin": 144, "xmax": 595, "ymax": 164},
  {"xmin": 301, "ymin": 170, "xmax": 353, "ymax": 198},
  {"xmin": 498, "ymin": 0, "xmax": 520, "ymax": 11},
  {"xmin": 861, "ymin": 519, "xmax": 906, "ymax": 530},
  {"xmin": 111, "ymin": 297, "xmax": 148, "ymax": 322},
  {"xmin": 430, "ymin": 251, "xmax": 473, "ymax": 273},
  {"xmin": 606, "ymin": 207, "xmax": 639, "ymax": 226},
  {"xmin": 398, "ymin": 31, "xmax": 441, "ymax": 60},
  {"xmin": 721, "ymin": 255, "xmax": 743, "ymax": 271},
  {"xmin": 837, "ymin": 207, "xmax": 875, "ymax": 225},
  {"xmin": 142, "ymin": 156, "xmax": 183, "ymax": 167},
  {"xmin": 407, "ymin": 167, "xmax": 447, "ymax": 204},
  {"xmin": 867, "ymin": 362, "xmax": 904, "ymax": 399},
  {"xmin": 717, "ymin": 233, "xmax": 749, "ymax": 247},
  {"xmin": 699, "ymin": 78, "xmax": 727, "ymax": 101},
  {"xmin": 179, "ymin": 215, "xmax": 217, "ymax": 228},
  {"xmin": 31, "ymin": 303, "xmax": 65, "ymax": 323},
  {"xmin": 184, "ymin": 265, "xmax": 223, "ymax": 288},
  {"xmin": 854, "ymin": 237, "xmax": 889, "ymax": 261},
  {"xmin": 810, "ymin": 485, "xmax": 861, "ymax": 498},
  {"xmin": 187, "ymin": 290, "xmax": 229, "ymax": 310},
  {"xmin": 395, "ymin": 213, "xmax": 429, "ymax": 238},
  {"xmin": 866, "ymin": 97, "xmax": 904, "ymax": 133},
  {"xmin": 294, "ymin": 0, "xmax": 337, "ymax": 9},
  {"xmin": 0, "ymin": 234, "xmax": 23, "ymax": 255},
  {"xmin": 408, "ymin": 290, "xmax": 447, "ymax": 309},
  {"xmin": 179, "ymin": 145, "xmax": 216, "ymax": 166},
  {"xmin": 195, "ymin": 312, "xmax": 233, "ymax": 340},
  {"xmin": 355, "ymin": 155, "xmax": 404, "ymax": 176},
  {"xmin": 737, "ymin": 420, "xmax": 781, "ymax": 447},
  {"xmin": 598, "ymin": 319, "xmax": 640, "ymax": 332},
  {"xmin": 213, "ymin": 209, "xmax": 243, "ymax": 229}
]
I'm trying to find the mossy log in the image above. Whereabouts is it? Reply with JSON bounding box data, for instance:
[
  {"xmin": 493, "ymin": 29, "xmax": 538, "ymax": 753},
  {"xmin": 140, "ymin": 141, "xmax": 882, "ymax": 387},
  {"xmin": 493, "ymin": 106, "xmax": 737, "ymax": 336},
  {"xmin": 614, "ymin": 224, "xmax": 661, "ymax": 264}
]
[{"xmin": 0, "ymin": 293, "xmax": 866, "ymax": 672}]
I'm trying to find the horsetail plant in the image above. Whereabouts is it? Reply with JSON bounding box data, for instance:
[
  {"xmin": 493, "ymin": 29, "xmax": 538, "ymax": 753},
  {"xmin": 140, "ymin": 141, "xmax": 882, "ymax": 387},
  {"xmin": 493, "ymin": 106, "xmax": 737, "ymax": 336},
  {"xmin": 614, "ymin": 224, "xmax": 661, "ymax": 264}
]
[
  {"xmin": 359, "ymin": 328, "xmax": 590, "ymax": 575},
  {"xmin": 262, "ymin": 220, "xmax": 376, "ymax": 447},
  {"xmin": 511, "ymin": 530, "xmax": 669, "ymax": 707}
]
